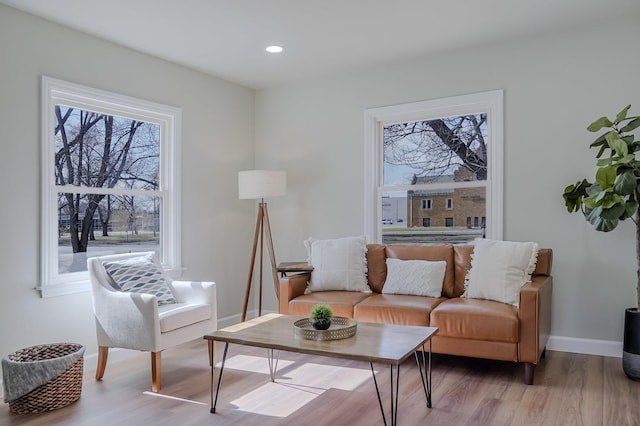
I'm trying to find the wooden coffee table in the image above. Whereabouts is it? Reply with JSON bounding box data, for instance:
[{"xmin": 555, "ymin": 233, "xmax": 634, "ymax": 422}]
[{"xmin": 204, "ymin": 313, "xmax": 438, "ymax": 426}]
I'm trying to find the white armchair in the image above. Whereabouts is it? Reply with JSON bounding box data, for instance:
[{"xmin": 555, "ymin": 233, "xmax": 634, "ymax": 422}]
[{"xmin": 87, "ymin": 252, "xmax": 217, "ymax": 392}]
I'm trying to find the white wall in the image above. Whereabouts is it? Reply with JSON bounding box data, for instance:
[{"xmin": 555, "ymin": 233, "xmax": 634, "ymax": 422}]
[
  {"xmin": 255, "ymin": 13, "xmax": 640, "ymax": 347},
  {"xmin": 0, "ymin": 4, "xmax": 256, "ymax": 375},
  {"xmin": 1, "ymin": 4, "xmax": 639, "ymax": 378}
]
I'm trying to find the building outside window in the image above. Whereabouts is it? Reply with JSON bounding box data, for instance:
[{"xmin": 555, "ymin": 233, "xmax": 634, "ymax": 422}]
[{"xmin": 421, "ymin": 199, "xmax": 432, "ymax": 210}]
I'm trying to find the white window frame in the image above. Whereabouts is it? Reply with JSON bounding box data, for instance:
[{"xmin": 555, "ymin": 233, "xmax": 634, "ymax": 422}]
[
  {"xmin": 363, "ymin": 90, "xmax": 503, "ymax": 243},
  {"xmin": 40, "ymin": 76, "xmax": 182, "ymax": 297},
  {"xmin": 421, "ymin": 199, "xmax": 433, "ymax": 210}
]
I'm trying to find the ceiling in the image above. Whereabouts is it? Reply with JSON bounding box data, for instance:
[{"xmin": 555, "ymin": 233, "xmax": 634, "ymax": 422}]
[{"xmin": 2, "ymin": 0, "xmax": 638, "ymax": 89}]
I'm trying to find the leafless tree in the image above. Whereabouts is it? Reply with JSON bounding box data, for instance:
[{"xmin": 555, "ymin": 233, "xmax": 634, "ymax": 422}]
[
  {"xmin": 54, "ymin": 106, "xmax": 155, "ymax": 270},
  {"xmin": 383, "ymin": 114, "xmax": 488, "ymax": 182}
]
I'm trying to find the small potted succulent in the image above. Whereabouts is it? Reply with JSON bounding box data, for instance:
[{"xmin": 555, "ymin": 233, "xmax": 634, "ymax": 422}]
[{"xmin": 310, "ymin": 305, "xmax": 333, "ymax": 330}]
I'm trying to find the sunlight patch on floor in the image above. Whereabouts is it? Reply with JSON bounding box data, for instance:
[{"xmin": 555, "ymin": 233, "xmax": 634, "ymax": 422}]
[
  {"xmin": 219, "ymin": 354, "xmax": 295, "ymax": 375},
  {"xmin": 142, "ymin": 391, "xmax": 208, "ymax": 405},
  {"xmin": 230, "ymin": 361, "xmax": 374, "ymax": 418}
]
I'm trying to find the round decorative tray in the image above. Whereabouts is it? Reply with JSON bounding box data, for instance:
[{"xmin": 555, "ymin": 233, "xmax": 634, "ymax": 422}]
[{"xmin": 294, "ymin": 316, "xmax": 357, "ymax": 341}]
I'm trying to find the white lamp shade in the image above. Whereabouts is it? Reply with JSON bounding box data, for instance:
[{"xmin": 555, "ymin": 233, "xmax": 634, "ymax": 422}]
[{"xmin": 238, "ymin": 170, "xmax": 287, "ymax": 199}]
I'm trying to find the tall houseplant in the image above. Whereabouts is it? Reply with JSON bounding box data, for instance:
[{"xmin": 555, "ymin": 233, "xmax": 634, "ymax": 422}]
[{"xmin": 563, "ymin": 105, "xmax": 640, "ymax": 380}]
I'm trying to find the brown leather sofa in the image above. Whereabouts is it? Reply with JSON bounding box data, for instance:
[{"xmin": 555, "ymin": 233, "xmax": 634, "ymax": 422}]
[{"xmin": 278, "ymin": 243, "xmax": 553, "ymax": 385}]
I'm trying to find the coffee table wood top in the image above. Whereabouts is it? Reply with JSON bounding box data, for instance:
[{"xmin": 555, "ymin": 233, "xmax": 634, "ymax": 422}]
[{"xmin": 204, "ymin": 313, "xmax": 438, "ymax": 365}]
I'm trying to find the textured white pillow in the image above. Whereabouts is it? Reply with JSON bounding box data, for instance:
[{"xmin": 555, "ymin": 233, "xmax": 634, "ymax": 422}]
[
  {"xmin": 463, "ymin": 238, "xmax": 539, "ymax": 306},
  {"xmin": 103, "ymin": 254, "xmax": 177, "ymax": 306},
  {"xmin": 304, "ymin": 236, "xmax": 371, "ymax": 293},
  {"xmin": 382, "ymin": 258, "xmax": 446, "ymax": 297}
]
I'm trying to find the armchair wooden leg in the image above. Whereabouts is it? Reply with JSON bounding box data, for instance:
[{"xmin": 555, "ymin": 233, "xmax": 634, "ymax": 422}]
[
  {"xmin": 208, "ymin": 340, "xmax": 216, "ymax": 366},
  {"xmin": 96, "ymin": 346, "xmax": 108, "ymax": 380},
  {"xmin": 151, "ymin": 351, "xmax": 162, "ymax": 392}
]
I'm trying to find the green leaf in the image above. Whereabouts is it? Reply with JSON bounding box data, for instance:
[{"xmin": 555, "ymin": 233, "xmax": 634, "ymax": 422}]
[
  {"xmin": 613, "ymin": 170, "xmax": 637, "ymax": 195},
  {"xmin": 615, "ymin": 105, "xmax": 631, "ymax": 123},
  {"xmin": 606, "ymin": 132, "xmax": 628, "ymax": 156},
  {"xmin": 621, "ymin": 117, "xmax": 640, "ymax": 133},
  {"xmin": 562, "ymin": 179, "xmax": 590, "ymax": 213},
  {"xmin": 595, "ymin": 166, "xmax": 617, "ymax": 188},
  {"xmin": 589, "ymin": 132, "xmax": 607, "ymax": 148},
  {"xmin": 585, "ymin": 183, "xmax": 602, "ymax": 197},
  {"xmin": 601, "ymin": 192, "xmax": 622, "ymax": 209},
  {"xmin": 596, "ymin": 157, "xmax": 613, "ymax": 167},
  {"xmin": 595, "ymin": 144, "xmax": 608, "ymax": 159},
  {"xmin": 584, "ymin": 188, "xmax": 606, "ymax": 209},
  {"xmin": 615, "ymin": 154, "xmax": 636, "ymax": 164},
  {"xmin": 600, "ymin": 202, "xmax": 625, "ymax": 220},
  {"xmin": 585, "ymin": 206, "xmax": 619, "ymax": 232},
  {"xmin": 621, "ymin": 200, "xmax": 639, "ymax": 220},
  {"xmin": 587, "ymin": 116, "xmax": 613, "ymax": 132},
  {"xmin": 593, "ymin": 189, "xmax": 608, "ymax": 203}
]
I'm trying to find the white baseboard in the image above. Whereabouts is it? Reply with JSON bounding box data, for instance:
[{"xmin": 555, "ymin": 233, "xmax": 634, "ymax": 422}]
[{"xmin": 546, "ymin": 335, "xmax": 623, "ymax": 358}]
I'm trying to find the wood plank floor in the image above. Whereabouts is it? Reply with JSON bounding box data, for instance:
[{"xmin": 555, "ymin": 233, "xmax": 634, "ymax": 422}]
[{"xmin": 1, "ymin": 340, "xmax": 638, "ymax": 425}]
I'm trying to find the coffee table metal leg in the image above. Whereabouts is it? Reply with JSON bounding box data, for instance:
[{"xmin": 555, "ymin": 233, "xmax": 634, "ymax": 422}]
[
  {"xmin": 391, "ymin": 364, "xmax": 400, "ymax": 426},
  {"xmin": 211, "ymin": 342, "xmax": 229, "ymax": 414},
  {"xmin": 370, "ymin": 363, "xmax": 386, "ymax": 425},
  {"xmin": 414, "ymin": 340, "xmax": 433, "ymax": 408},
  {"xmin": 370, "ymin": 363, "xmax": 400, "ymax": 426},
  {"xmin": 267, "ymin": 349, "xmax": 280, "ymax": 382}
]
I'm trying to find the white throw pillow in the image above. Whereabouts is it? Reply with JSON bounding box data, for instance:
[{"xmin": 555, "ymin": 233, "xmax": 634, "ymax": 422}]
[
  {"xmin": 463, "ymin": 238, "xmax": 539, "ymax": 306},
  {"xmin": 382, "ymin": 258, "xmax": 446, "ymax": 297},
  {"xmin": 304, "ymin": 236, "xmax": 371, "ymax": 293},
  {"xmin": 103, "ymin": 254, "xmax": 177, "ymax": 306}
]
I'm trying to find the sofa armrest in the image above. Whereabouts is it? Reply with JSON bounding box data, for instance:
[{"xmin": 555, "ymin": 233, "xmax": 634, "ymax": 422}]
[
  {"xmin": 518, "ymin": 275, "xmax": 553, "ymax": 363},
  {"xmin": 278, "ymin": 272, "xmax": 310, "ymax": 314}
]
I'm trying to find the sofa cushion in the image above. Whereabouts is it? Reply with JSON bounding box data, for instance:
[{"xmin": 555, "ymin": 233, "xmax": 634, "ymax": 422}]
[
  {"xmin": 382, "ymin": 258, "xmax": 446, "ymax": 297},
  {"xmin": 430, "ymin": 298, "xmax": 519, "ymax": 343},
  {"xmin": 304, "ymin": 236, "xmax": 372, "ymax": 294},
  {"xmin": 464, "ymin": 239, "xmax": 539, "ymax": 306},
  {"xmin": 288, "ymin": 291, "xmax": 371, "ymax": 318},
  {"xmin": 453, "ymin": 245, "xmax": 473, "ymax": 297},
  {"xmin": 354, "ymin": 294, "xmax": 445, "ymax": 326},
  {"xmin": 366, "ymin": 244, "xmax": 387, "ymax": 293},
  {"xmin": 385, "ymin": 244, "xmax": 455, "ymax": 297}
]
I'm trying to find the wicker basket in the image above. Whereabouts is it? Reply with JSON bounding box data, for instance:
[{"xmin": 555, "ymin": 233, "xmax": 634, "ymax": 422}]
[{"xmin": 6, "ymin": 343, "xmax": 84, "ymax": 414}]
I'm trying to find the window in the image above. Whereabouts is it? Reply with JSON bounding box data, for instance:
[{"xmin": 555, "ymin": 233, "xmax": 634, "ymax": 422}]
[
  {"xmin": 364, "ymin": 90, "xmax": 503, "ymax": 244},
  {"xmin": 423, "ymin": 218, "xmax": 431, "ymax": 227},
  {"xmin": 474, "ymin": 217, "xmax": 479, "ymax": 227},
  {"xmin": 40, "ymin": 76, "xmax": 181, "ymax": 297}
]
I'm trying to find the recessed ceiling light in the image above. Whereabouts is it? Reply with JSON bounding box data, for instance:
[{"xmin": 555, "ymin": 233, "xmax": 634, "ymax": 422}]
[{"xmin": 266, "ymin": 45, "xmax": 283, "ymax": 53}]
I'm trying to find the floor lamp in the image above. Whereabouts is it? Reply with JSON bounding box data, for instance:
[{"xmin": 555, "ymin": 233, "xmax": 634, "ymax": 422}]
[{"xmin": 238, "ymin": 170, "xmax": 286, "ymax": 322}]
